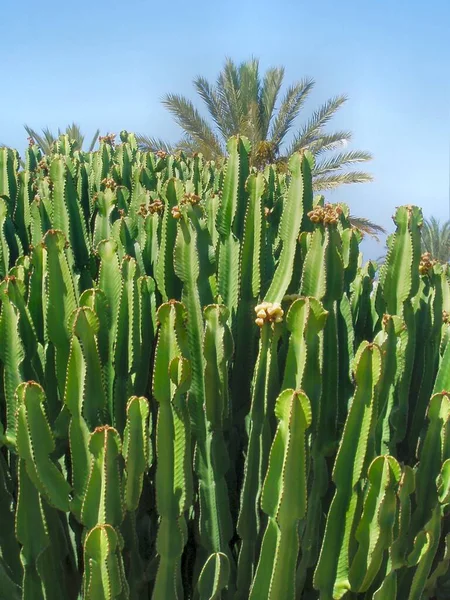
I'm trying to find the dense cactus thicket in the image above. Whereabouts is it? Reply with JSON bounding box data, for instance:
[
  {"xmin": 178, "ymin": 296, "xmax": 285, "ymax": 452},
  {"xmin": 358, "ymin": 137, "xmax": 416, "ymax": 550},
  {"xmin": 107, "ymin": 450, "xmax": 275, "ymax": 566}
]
[{"xmin": 1, "ymin": 132, "xmax": 450, "ymax": 599}]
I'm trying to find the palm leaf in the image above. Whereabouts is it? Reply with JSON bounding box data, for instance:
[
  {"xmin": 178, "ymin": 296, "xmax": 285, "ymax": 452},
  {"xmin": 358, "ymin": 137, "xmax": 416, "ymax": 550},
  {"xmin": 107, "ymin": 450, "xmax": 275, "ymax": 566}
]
[
  {"xmin": 135, "ymin": 135, "xmax": 177, "ymax": 154},
  {"xmin": 312, "ymin": 170, "xmax": 373, "ymax": 190},
  {"xmin": 24, "ymin": 125, "xmax": 56, "ymax": 154},
  {"xmin": 307, "ymin": 131, "xmax": 353, "ymax": 154},
  {"xmin": 269, "ymin": 78, "xmax": 315, "ymax": 152},
  {"xmin": 286, "ymin": 95, "xmax": 348, "ymax": 155},
  {"xmin": 313, "ymin": 150, "xmax": 373, "ymax": 176},
  {"xmin": 349, "ymin": 215, "xmax": 386, "ymax": 239},
  {"xmin": 259, "ymin": 67, "xmax": 284, "ymax": 140},
  {"xmin": 162, "ymin": 94, "xmax": 223, "ymax": 159}
]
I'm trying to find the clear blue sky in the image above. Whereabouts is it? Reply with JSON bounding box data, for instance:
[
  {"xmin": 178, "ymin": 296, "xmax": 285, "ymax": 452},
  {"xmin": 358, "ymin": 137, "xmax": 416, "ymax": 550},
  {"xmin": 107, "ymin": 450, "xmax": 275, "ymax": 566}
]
[{"xmin": 1, "ymin": 0, "xmax": 449, "ymax": 258}]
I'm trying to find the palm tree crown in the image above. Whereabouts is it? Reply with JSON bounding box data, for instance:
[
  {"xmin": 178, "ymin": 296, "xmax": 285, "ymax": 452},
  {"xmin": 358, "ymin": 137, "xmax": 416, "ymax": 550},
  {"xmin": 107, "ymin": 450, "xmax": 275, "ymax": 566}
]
[
  {"xmin": 24, "ymin": 123, "xmax": 100, "ymax": 154},
  {"xmin": 422, "ymin": 217, "xmax": 450, "ymax": 262},
  {"xmin": 138, "ymin": 57, "xmax": 373, "ymax": 191}
]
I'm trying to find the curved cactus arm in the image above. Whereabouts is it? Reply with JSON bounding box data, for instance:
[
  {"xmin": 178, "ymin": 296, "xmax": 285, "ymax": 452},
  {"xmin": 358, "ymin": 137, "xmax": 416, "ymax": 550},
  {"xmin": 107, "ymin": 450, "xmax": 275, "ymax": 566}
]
[
  {"xmin": 408, "ymin": 266, "xmax": 445, "ymax": 456},
  {"xmin": 97, "ymin": 239, "xmax": 122, "ymax": 408},
  {"xmin": 410, "ymin": 392, "xmax": 450, "ymax": 539},
  {"xmin": 83, "ymin": 525, "xmax": 129, "ymax": 600},
  {"xmin": 93, "ymin": 189, "xmax": 116, "ymax": 248},
  {"xmin": 65, "ymin": 307, "xmax": 107, "ymax": 427},
  {"xmin": 174, "ymin": 218, "xmax": 235, "ymax": 572},
  {"xmin": 199, "ymin": 304, "xmax": 234, "ymax": 555},
  {"xmin": 376, "ymin": 210, "xmax": 421, "ymax": 447},
  {"xmin": 349, "ymin": 456, "xmax": 401, "ymax": 592},
  {"xmin": 155, "ymin": 178, "xmax": 183, "ymax": 301},
  {"xmin": 152, "ymin": 302, "xmax": 192, "ymax": 600},
  {"xmin": 0, "ymin": 198, "xmax": 10, "ymax": 277},
  {"xmin": 341, "ymin": 226, "xmax": 360, "ymax": 291},
  {"xmin": 15, "ymin": 171, "xmax": 31, "ymax": 250},
  {"xmin": 15, "ymin": 382, "xmax": 71, "ymax": 511},
  {"xmin": 379, "ymin": 206, "xmax": 422, "ymax": 316},
  {"xmin": 350, "ymin": 260, "xmax": 377, "ymax": 346},
  {"xmin": 423, "ymin": 532, "xmax": 450, "ymax": 598},
  {"xmin": 314, "ymin": 342, "xmax": 382, "ymax": 600},
  {"xmin": 374, "ymin": 315, "xmax": 407, "ymax": 454},
  {"xmin": 138, "ymin": 211, "xmax": 160, "ymax": 278},
  {"xmin": 231, "ymin": 173, "xmax": 266, "ymax": 417},
  {"xmin": 43, "ymin": 229, "xmax": 78, "ymax": 397},
  {"xmin": 1, "ymin": 274, "xmax": 42, "ymax": 380},
  {"xmin": 236, "ymin": 322, "xmax": 281, "ymax": 598},
  {"xmin": 196, "ymin": 552, "xmax": 230, "ymax": 600},
  {"xmin": 111, "ymin": 256, "xmax": 140, "ymax": 432},
  {"xmin": 133, "ymin": 275, "xmax": 156, "ymax": 396},
  {"xmin": 265, "ymin": 152, "xmax": 312, "ymax": 304},
  {"xmin": 405, "ymin": 505, "xmax": 442, "ymax": 600},
  {"xmin": 433, "ymin": 321, "xmax": 450, "ymax": 393},
  {"xmin": 174, "ymin": 219, "xmax": 205, "ymax": 432},
  {"xmin": 216, "ymin": 136, "xmax": 250, "ymax": 239},
  {"xmin": 15, "ymin": 458, "xmax": 51, "ymax": 599},
  {"xmin": 0, "ymin": 453, "xmax": 21, "ymax": 585},
  {"xmin": 282, "ymin": 297, "xmax": 328, "ymax": 421},
  {"xmin": 64, "ymin": 160, "xmax": 91, "ymax": 272},
  {"xmin": 81, "ymin": 426, "xmax": 124, "ymax": 530},
  {"xmin": 122, "ymin": 396, "xmax": 150, "ymax": 512},
  {"xmin": 204, "ymin": 191, "xmax": 220, "ymax": 255},
  {"xmin": 249, "ymin": 389, "xmax": 311, "ymax": 600},
  {"xmin": 0, "ymin": 282, "xmax": 26, "ymax": 441},
  {"xmin": 27, "ymin": 244, "xmax": 46, "ymax": 346},
  {"xmin": 217, "ymin": 137, "xmax": 250, "ymax": 318}
]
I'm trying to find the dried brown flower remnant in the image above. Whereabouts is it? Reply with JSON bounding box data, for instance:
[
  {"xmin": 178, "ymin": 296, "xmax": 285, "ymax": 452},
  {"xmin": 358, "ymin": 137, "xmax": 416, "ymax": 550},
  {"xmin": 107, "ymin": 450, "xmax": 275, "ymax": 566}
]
[
  {"xmin": 254, "ymin": 301, "xmax": 284, "ymax": 328},
  {"xmin": 156, "ymin": 150, "xmax": 167, "ymax": 160},
  {"xmin": 182, "ymin": 193, "xmax": 201, "ymax": 206},
  {"xmin": 99, "ymin": 133, "xmax": 116, "ymax": 146},
  {"xmin": 307, "ymin": 203, "xmax": 343, "ymax": 226},
  {"xmin": 419, "ymin": 252, "xmax": 437, "ymax": 276},
  {"xmin": 171, "ymin": 206, "xmax": 181, "ymax": 219},
  {"xmin": 149, "ymin": 199, "xmax": 164, "ymax": 214},
  {"xmin": 101, "ymin": 177, "xmax": 117, "ymax": 190},
  {"xmin": 443, "ymin": 310, "xmax": 450, "ymax": 324}
]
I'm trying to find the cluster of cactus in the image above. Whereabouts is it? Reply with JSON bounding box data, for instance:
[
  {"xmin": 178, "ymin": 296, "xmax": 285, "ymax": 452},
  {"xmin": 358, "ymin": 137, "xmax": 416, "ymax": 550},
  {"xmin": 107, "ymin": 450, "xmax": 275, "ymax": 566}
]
[{"xmin": 1, "ymin": 131, "xmax": 450, "ymax": 600}]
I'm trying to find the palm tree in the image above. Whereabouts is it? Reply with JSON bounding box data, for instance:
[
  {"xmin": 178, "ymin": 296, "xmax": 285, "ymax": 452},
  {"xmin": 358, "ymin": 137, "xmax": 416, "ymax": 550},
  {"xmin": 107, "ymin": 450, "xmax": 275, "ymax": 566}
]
[
  {"xmin": 24, "ymin": 123, "xmax": 100, "ymax": 154},
  {"xmin": 138, "ymin": 57, "xmax": 373, "ymax": 191},
  {"xmin": 422, "ymin": 217, "xmax": 450, "ymax": 262}
]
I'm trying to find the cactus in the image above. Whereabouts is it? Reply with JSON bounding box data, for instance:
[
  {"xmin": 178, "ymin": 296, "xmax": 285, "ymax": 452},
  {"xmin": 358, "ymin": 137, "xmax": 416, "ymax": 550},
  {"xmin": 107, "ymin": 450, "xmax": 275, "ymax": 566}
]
[{"xmin": 1, "ymin": 133, "xmax": 450, "ymax": 600}]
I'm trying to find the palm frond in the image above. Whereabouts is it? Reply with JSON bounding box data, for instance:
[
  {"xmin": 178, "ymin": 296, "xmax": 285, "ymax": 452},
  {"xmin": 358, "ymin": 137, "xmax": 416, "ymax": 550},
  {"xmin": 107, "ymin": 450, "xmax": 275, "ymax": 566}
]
[
  {"xmin": 422, "ymin": 217, "xmax": 450, "ymax": 262},
  {"xmin": 162, "ymin": 93, "xmax": 224, "ymax": 158},
  {"xmin": 259, "ymin": 67, "xmax": 284, "ymax": 140},
  {"xmin": 312, "ymin": 170, "xmax": 373, "ymax": 191},
  {"xmin": 24, "ymin": 125, "xmax": 56, "ymax": 154},
  {"xmin": 269, "ymin": 78, "xmax": 315, "ymax": 152},
  {"xmin": 286, "ymin": 95, "xmax": 348, "ymax": 155},
  {"xmin": 88, "ymin": 129, "xmax": 100, "ymax": 152},
  {"xmin": 135, "ymin": 135, "xmax": 177, "ymax": 154},
  {"xmin": 62, "ymin": 123, "xmax": 85, "ymax": 149},
  {"xmin": 307, "ymin": 131, "xmax": 353, "ymax": 154},
  {"xmin": 217, "ymin": 58, "xmax": 242, "ymax": 134},
  {"xmin": 194, "ymin": 76, "xmax": 230, "ymax": 139},
  {"xmin": 349, "ymin": 214, "xmax": 386, "ymax": 239},
  {"xmin": 313, "ymin": 150, "xmax": 373, "ymax": 176}
]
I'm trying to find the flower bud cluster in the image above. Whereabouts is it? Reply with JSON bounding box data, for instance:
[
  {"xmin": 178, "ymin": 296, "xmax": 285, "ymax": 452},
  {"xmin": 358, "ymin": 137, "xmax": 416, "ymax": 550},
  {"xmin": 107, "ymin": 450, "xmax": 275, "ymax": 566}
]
[
  {"xmin": 254, "ymin": 301, "xmax": 284, "ymax": 328},
  {"xmin": 307, "ymin": 204, "xmax": 343, "ymax": 225},
  {"xmin": 419, "ymin": 252, "xmax": 437, "ymax": 276},
  {"xmin": 101, "ymin": 177, "xmax": 117, "ymax": 190}
]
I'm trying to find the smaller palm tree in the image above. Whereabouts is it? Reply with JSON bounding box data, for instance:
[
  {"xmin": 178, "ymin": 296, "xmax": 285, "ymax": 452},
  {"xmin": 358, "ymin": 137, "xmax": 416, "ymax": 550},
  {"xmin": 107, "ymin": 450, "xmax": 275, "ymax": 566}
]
[
  {"xmin": 138, "ymin": 57, "xmax": 373, "ymax": 191},
  {"xmin": 24, "ymin": 123, "xmax": 100, "ymax": 154},
  {"xmin": 422, "ymin": 217, "xmax": 450, "ymax": 262}
]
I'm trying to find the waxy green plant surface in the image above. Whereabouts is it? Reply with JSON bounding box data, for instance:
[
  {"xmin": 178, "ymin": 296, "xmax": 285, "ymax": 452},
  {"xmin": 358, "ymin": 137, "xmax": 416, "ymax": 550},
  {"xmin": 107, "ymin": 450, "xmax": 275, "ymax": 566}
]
[{"xmin": 1, "ymin": 133, "xmax": 450, "ymax": 599}]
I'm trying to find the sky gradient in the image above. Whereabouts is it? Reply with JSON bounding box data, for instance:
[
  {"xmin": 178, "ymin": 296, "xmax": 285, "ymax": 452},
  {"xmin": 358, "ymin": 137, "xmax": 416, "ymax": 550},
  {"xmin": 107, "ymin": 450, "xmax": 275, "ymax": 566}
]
[{"xmin": 1, "ymin": 0, "xmax": 449, "ymax": 258}]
